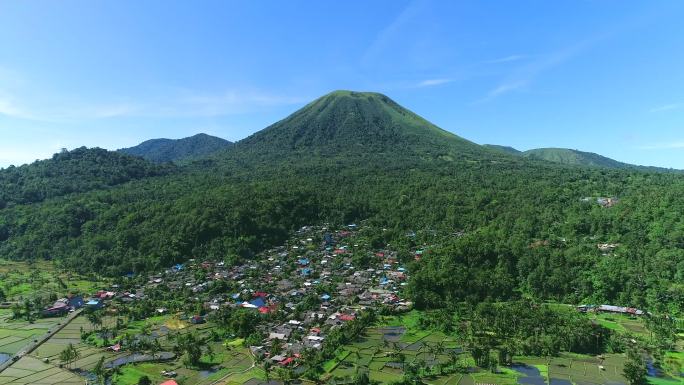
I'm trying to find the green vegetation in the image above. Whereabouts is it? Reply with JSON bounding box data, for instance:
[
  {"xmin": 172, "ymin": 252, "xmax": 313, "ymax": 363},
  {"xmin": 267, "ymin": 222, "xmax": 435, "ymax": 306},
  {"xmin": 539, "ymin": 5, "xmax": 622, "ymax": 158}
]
[
  {"xmin": 522, "ymin": 147, "xmax": 633, "ymax": 168},
  {"xmin": 483, "ymin": 144, "xmax": 522, "ymax": 155},
  {"xmin": 0, "ymin": 91, "xmax": 682, "ymax": 317},
  {"xmin": 119, "ymin": 133, "xmax": 233, "ymax": 163},
  {"xmin": 0, "ymin": 147, "xmax": 174, "ymax": 208}
]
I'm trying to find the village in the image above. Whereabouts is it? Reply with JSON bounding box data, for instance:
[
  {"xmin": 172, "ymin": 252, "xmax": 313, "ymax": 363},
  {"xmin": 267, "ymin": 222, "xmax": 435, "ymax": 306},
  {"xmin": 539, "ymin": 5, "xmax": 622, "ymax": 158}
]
[
  {"xmin": 0, "ymin": 224, "xmax": 682, "ymax": 385},
  {"xmin": 0, "ymin": 223, "xmax": 421, "ymax": 384}
]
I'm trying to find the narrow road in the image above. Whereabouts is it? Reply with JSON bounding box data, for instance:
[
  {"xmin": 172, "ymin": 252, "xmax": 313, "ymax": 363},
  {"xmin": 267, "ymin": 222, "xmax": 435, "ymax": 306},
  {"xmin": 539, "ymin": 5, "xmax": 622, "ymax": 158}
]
[{"xmin": 0, "ymin": 308, "xmax": 84, "ymax": 374}]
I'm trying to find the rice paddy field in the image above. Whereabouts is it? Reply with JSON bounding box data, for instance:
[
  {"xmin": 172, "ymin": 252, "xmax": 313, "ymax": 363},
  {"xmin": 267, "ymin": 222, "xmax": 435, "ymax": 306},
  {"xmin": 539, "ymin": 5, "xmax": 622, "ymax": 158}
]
[
  {"xmin": 320, "ymin": 311, "xmax": 684, "ymax": 385},
  {"xmin": 102, "ymin": 315, "xmax": 261, "ymax": 385},
  {"xmin": 0, "ymin": 355, "xmax": 84, "ymax": 384},
  {"xmin": 0, "ymin": 308, "xmax": 66, "ymax": 357}
]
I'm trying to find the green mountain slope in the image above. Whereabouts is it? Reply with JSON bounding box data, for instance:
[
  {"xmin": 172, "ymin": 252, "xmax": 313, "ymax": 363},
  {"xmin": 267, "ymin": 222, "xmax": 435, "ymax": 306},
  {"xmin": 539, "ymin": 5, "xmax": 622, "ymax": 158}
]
[
  {"xmin": 119, "ymin": 133, "xmax": 232, "ymax": 163},
  {"xmin": 483, "ymin": 144, "xmax": 522, "ymax": 155},
  {"xmin": 235, "ymin": 90, "xmax": 487, "ymax": 162},
  {"xmin": 0, "ymin": 147, "xmax": 174, "ymax": 208}
]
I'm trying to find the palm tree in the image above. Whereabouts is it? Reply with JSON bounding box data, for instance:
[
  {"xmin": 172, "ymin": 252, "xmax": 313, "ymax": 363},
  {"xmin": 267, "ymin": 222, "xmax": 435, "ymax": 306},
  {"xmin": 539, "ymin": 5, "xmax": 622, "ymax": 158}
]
[
  {"xmin": 263, "ymin": 360, "xmax": 272, "ymax": 382},
  {"xmin": 59, "ymin": 343, "xmax": 81, "ymax": 369},
  {"xmin": 93, "ymin": 356, "xmax": 106, "ymax": 384},
  {"xmin": 87, "ymin": 311, "xmax": 103, "ymax": 331},
  {"xmin": 149, "ymin": 339, "xmax": 162, "ymax": 361}
]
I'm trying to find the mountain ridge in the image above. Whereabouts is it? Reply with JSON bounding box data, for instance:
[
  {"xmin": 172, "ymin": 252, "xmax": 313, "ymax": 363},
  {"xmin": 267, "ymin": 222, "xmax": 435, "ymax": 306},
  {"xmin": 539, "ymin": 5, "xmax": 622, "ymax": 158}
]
[{"xmin": 119, "ymin": 133, "xmax": 232, "ymax": 163}]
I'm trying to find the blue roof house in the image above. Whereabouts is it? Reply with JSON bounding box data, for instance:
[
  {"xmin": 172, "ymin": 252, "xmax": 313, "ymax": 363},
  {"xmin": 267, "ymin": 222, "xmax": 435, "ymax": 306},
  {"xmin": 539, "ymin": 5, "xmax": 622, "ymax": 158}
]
[
  {"xmin": 86, "ymin": 299, "xmax": 104, "ymax": 310},
  {"xmin": 250, "ymin": 297, "xmax": 266, "ymax": 308}
]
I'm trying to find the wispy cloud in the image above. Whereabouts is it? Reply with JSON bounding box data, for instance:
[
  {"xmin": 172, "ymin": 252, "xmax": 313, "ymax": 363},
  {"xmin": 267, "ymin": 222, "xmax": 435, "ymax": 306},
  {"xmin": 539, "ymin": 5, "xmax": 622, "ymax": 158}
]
[
  {"xmin": 471, "ymin": 81, "xmax": 528, "ymax": 105},
  {"xmin": 361, "ymin": 0, "xmax": 424, "ymax": 68},
  {"xmin": 173, "ymin": 89, "xmax": 307, "ymax": 117},
  {"xmin": 637, "ymin": 141, "xmax": 684, "ymax": 150},
  {"xmin": 484, "ymin": 54, "xmax": 528, "ymax": 64},
  {"xmin": 416, "ymin": 78, "xmax": 454, "ymax": 87},
  {"xmin": 0, "ymin": 141, "xmax": 67, "ymax": 167},
  {"xmin": 487, "ymin": 81, "xmax": 527, "ymax": 98},
  {"xmin": 476, "ymin": 15, "xmax": 642, "ymax": 104},
  {"xmin": 649, "ymin": 103, "xmax": 681, "ymax": 113},
  {"xmin": 0, "ymin": 88, "xmax": 305, "ymax": 122},
  {"xmin": 0, "ymin": 95, "xmax": 31, "ymax": 119}
]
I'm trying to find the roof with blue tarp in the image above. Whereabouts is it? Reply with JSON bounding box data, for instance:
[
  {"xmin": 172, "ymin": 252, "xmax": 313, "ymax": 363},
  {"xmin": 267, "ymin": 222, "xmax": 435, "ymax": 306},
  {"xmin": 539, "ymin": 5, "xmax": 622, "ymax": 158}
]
[{"xmin": 250, "ymin": 297, "xmax": 266, "ymax": 308}]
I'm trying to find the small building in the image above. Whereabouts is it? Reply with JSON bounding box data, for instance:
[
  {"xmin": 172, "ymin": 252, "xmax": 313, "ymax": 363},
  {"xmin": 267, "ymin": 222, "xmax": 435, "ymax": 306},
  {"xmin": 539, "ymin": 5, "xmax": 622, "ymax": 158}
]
[
  {"xmin": 85, "ymin": 299, "xmax": 104, "ymax": 310},
  {"xmin": 67, "ymin": 295, "xmax": 84, "ymax": 309}
]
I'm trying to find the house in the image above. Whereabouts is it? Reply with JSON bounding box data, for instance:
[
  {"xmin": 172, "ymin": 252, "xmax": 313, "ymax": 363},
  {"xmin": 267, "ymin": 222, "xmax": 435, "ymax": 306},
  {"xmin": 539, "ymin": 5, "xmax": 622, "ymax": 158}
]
[
  {"xmin": 297, "ymin": 258, "xmax": 310, "ymax": 266},
  {"xmin": 250, "ymin": 297, "xmax": 266, "ymax": 308},
  {"xmin": 159, "ymin": 381, "xmax": 179, "ymax": 385},
  {"xmin": 67, "ymin": 295, "xmax": 84, "ymax": 309},
  {"xmin": 270, "ymin": 354, "xmax": 286, "ymax": 363},
  {"xmin": 190, "ymin": 315, "xmax": 205, "ymax": 324},
  {"xmin": 597, "ymin": 304, "xmax": 644, "ymax": 316},
  {"xmin": 107, "ymin": 343, "xmax": 121, "ymax": 352},
  {"xmin": 269, "ymin": 332, "xmax": 287, "ymax": 340},
  {"xmin": 42, "ymin": 302, "xmax": 68, "ymax": 317},
  {"xmin": 85, "ymin": 299, "xmax": 104, "ymax": 310}
]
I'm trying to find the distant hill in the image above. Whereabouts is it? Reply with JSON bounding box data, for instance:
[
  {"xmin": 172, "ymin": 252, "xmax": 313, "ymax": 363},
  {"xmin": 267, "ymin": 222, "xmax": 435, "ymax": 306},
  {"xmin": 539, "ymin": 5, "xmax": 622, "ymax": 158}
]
[
  {"xmin": 0, "ymin": 147, "xmax": 174, "ymax": 208},
  {"xmin": 482, "ymin": 145, "xmax": 676, "ymax": 172},
  {"xmin": 119, "ymin": 133, "xmax": 232, "ymax": 163},
  {"xmin": 483, "ymin": 144, "xmax": 522, "ymax": 155},
  {"xmin": 521, "ymin": 148, "xmax": 631, "ymax": 168}
]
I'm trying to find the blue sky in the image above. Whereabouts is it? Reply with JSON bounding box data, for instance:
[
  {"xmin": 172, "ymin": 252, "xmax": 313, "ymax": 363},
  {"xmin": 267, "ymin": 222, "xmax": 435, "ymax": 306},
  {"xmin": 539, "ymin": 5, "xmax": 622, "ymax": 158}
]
[{"xmin": 1, "ymin": 0, "xmax": 684, "ymax": 168}]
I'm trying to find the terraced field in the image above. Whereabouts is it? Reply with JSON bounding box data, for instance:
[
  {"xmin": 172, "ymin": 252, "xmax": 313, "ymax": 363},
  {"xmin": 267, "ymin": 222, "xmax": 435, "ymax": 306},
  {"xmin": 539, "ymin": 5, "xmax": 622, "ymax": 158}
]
[{"xmin": 0, "ymin": 309, "xmax": 66, "ymax": 356}]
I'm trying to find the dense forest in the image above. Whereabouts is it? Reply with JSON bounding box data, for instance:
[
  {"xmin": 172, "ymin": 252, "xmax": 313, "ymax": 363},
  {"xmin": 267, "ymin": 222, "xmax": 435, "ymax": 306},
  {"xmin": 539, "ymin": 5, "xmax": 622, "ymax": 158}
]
[
  {"xmin": 0, "ymin": 147, "xmax": 174, "ymax": 208},
  {"xmin": 0, "ymin": 91, "xmax": 682, "ymax": 315}
]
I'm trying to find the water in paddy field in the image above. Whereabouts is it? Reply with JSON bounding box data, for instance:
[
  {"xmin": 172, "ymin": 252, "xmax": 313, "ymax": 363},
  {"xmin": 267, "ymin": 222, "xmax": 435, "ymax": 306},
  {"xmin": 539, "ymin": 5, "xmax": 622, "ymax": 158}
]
[
  {"xmin": 511, "ymin": 364, "xmax": 546, "ymax": 385},
  {"xmin": 0, "ymin": 353, "xmax": 10, "ymax": 364}
]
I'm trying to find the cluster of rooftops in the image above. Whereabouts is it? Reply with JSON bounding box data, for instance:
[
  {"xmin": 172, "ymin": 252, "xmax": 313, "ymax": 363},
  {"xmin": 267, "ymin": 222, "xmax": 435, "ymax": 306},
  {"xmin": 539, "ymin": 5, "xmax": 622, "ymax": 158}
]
[
  {"xmin": 51, "ymin": 224, "xmax": 416, "ymax": 368},
  {"xmin": 576, "ymin": 304, "xmax": 646, "ymax": 316}
]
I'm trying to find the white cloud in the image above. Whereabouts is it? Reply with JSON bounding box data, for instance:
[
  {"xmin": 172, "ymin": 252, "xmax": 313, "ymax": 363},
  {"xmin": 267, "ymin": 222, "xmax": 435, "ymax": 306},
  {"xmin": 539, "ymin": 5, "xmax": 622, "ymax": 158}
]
[
  {"xmin": 649, "ymin": 103, "xmax": 681, "ymax": 113},
  {"xmin": 416, "ymin": 78, "xmax": 453, "ymax": 87},
  {"xmin": 361, "ymin": 0, "xmax": 424, "ymax": 67},
  {"xmin": 477, "ymin": 25, "xmax": 623, "ymax": 103},
  {"xmin": 637, "ymin": 141, "xmax": 684, "ymax": 150},
  {"xmin": 0, "ymin": 88, "xmax": 305, "ymax": 122},
  {"xmin": 0, "ymin": 141, "xmax": 66, "ymax": 168},
  {"xmin": 488, "ymin": 81, "xmax": 527, "ymax": 97},
  {"xmin": 484, "ymin": 54, "xmax": 528, "ymax": 64},
  {"xmin": 173, "ymin": 89, "xmax": 307, "ymax": 117},
  {"xmin": 0, "ymin": 96, "xmax": 27, "ymax": 118}
]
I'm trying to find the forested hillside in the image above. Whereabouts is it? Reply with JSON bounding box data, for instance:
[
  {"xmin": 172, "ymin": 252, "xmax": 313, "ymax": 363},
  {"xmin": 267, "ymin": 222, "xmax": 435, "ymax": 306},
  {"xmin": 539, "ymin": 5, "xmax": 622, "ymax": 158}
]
[
  {"xmin": 522, "ymin": 147, "xmax": 631, "ymax": 168},
  {"xmin": 119, "ymin": 133, "xmax": 232, "ymax": 163},
  {"xmin": 0, "ymin": 91, "xmax": 682, "ymax": 315},
  {"xmin": 0, "ymin": 147, "xmax": 174, "ymax": 208},
  {"xmin": 483, "ymin": 144, "xmax": 522, "ymax": 155}
]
